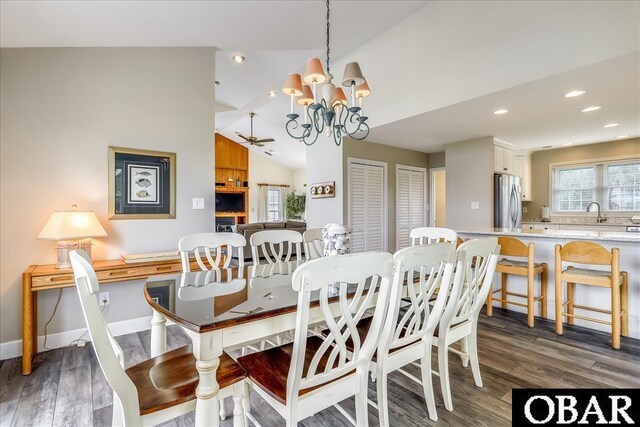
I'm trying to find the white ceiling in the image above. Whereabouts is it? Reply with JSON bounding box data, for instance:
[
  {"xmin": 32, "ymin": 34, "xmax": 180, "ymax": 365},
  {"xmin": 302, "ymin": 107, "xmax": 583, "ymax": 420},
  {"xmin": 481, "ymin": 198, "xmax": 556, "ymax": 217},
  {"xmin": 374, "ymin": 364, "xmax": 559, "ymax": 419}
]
[
  {"xmin": 2, "ymin": 0, "xmax": 638, "ymax": 169},
  {"xmin": 369, "ymin": 52, "xmax": 640, "ymax": 152}
]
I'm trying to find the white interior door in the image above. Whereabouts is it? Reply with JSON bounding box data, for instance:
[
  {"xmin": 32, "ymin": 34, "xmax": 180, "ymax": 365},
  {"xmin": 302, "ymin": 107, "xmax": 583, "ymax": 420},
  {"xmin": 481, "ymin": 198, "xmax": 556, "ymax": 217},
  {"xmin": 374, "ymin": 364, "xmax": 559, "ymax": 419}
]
[
  {"xmin": 348, "ymin": 159, "xmax": 387, "ymax": 253},
  {"xmin": 396, "ymin": 166, "xmax": 426, "ymax": 249}
]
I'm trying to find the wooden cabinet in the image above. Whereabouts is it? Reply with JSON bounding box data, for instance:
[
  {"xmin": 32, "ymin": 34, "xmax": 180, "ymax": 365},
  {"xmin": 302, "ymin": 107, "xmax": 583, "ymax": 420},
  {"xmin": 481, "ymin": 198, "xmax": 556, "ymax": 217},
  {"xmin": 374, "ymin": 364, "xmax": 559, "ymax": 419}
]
[
  {"xmin": 513, "ymin": 152, "xmax": 532, "ymax": 201},
  {"xmin": 494, "ymin": 145, "xmax": 515, "ymax": 174}
]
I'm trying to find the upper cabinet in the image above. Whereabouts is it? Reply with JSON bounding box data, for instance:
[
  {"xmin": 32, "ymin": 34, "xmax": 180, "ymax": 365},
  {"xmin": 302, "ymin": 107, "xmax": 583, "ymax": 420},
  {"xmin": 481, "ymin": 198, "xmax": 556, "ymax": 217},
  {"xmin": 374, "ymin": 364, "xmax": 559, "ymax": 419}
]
[
  {"xmin": 513, "ymin": 152, "xmax": 532, "ymax": 201},
  {"xmin": 494, "ymin": 144, "xmax": 515, "ymax": 174}
]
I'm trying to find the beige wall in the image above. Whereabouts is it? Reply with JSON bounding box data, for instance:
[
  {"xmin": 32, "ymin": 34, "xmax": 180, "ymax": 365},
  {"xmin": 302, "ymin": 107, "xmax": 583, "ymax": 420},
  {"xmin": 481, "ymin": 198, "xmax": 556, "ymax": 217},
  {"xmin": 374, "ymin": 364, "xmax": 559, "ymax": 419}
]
[
  {"xmin": 0, "ymin": 48, "xmax": 216, "ymax": 353},
  {"xmin": 429, "ymin": 151, "xmax": 445, "ymax": 169},
  {"xmin": 445, "ymin": 136, "xmax": 494, "ymax": 229},
  {"xmin": 526, "ymin": 138, "xmax": 640, "ymax": 216},
  {"xmin": 247, "ymin": 151, "xmax": 294, "ymax": 223},
  {"xmin": 434, "ymin": 170, "xmax": 447, "ymax": 227},
  {"xmin": 342, "ymin": 138, "xmax": 430, "ymax": 252}
]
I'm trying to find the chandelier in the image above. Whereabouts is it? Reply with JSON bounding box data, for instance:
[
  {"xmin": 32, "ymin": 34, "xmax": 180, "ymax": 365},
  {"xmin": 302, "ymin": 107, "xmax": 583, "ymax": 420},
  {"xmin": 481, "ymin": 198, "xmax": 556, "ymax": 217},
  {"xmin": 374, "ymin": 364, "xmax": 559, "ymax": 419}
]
[{"xmin": 282, "ymin": 0, "xmax": 371, "ymax": 146}]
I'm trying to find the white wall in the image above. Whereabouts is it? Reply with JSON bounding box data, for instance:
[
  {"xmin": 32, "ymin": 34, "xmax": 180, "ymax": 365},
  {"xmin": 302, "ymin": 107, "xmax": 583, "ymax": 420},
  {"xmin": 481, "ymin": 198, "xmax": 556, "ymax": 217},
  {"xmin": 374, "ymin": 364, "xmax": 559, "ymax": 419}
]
[
  {"xmin": 445, "ymin": 136, "xmax": 494, "ymax": 229},
  {"xmin": 247, "ymin": 150, "xmax": 294, "ymax": 223},
  {"xmin": 293, "ymin": 169, "xmax": 306, "ymax": 193},
  {"xmin": 0, "ymin": 47, "xmax": 215, "ymax": 354},
  {"xmin": 305, "ymin": 141, "xmax": 344, "ymax": 228}
]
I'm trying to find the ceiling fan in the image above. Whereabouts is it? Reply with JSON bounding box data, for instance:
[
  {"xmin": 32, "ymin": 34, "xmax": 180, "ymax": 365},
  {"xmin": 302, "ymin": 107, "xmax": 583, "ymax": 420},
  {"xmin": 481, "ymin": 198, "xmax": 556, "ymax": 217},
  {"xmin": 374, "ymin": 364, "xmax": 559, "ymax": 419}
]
[{"xmin": 235, "ymin": 112, "xmax": 275, "ymax": 147}]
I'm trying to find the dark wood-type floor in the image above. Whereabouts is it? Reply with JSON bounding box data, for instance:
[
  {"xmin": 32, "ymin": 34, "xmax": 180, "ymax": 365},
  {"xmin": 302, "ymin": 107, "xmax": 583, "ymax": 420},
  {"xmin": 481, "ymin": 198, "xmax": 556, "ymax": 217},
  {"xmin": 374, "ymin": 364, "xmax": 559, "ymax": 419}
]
[{"xmin": 1, "ymin": 308, "xmax": 639, "ymax": 426}]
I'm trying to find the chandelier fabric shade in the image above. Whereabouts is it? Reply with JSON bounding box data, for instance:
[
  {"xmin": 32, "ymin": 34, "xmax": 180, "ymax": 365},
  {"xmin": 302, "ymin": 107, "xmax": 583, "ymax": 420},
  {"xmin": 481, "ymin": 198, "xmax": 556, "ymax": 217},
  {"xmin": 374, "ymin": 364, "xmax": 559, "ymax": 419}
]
[
  {"xmin": 282, "ymin": 73, "xmax": 303, "ymax": 96},
  {"xmin": 331, "ymin": 87, "xmax": 348, "ymax": 107},
  {"xmin": 303, "ymin": 58, "xmax": 327, "ymax": 85},
  {"xmin": 297, "ymin": 84, "xmax": 315, "ymax": 106},
  {"xmin": 355, "ymin": 81, "xmax": 371, "ymax": 99},
  {"xmin": 341, "ymin": 62, "xmax": 366, "ymax": 87}
]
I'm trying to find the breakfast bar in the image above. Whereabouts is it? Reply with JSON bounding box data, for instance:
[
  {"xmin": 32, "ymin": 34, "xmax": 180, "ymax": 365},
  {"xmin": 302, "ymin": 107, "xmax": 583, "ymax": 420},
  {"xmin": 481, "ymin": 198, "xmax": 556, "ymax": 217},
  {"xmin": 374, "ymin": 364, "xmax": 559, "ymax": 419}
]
[{"xmin": 458, "ymin": 228, "xmax": 640, "ymax": 338}]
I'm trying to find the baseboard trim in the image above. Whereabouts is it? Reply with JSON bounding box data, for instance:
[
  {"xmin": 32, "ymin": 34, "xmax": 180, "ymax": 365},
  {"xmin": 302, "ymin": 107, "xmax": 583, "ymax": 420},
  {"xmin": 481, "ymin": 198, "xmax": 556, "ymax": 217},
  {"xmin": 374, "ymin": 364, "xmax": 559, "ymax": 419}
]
[{"xmin": 0, "ymin": 315, "xmax": 156, "ymax": 361}]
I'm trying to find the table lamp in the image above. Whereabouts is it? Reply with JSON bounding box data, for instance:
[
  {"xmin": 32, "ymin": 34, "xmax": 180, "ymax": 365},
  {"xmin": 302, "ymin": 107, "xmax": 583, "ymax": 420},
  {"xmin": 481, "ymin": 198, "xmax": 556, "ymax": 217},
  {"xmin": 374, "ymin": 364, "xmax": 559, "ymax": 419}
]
[{"xmin": 38, "ymin": 205, "xmax": 107, "ymax": 268}]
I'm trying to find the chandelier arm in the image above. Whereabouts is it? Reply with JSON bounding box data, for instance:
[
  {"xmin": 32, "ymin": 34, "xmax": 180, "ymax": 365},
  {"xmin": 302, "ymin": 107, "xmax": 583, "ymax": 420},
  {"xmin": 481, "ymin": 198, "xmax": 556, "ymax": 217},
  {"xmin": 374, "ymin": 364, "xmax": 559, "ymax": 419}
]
[
  {"xmin": 285, "ymin": 117, "xmax": 305, "ymax": 141},
  {"xmin": 302, "ymin": 127, "xmax": 321, "ymax": 146},
  {"xmin": 342, "ymin": 109, "xmax": 366, "ymax": 135}
]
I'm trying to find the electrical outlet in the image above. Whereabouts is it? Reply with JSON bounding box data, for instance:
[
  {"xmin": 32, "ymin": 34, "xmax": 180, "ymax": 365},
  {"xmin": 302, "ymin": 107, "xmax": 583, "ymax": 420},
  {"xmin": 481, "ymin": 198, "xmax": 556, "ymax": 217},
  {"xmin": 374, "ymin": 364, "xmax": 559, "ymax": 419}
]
[
  {"xmin": 471, "ymin": 202, "xmax": 479, "ymax": 210},
  {"xmin": 99, "ymin": 292, "xmax": 110, "ymax": 306}
]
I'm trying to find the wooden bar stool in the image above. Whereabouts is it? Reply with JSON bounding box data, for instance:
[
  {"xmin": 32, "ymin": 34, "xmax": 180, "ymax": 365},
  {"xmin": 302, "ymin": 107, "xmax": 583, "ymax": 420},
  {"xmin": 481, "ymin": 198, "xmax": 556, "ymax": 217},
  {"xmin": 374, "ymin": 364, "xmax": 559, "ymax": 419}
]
[
  {"xmin": 555, "ymin": 241, "xmax": 629, "ymax": 349},
  {"xmin": 486, "ymin": 237, "xmax": 547, "ymax": 327}
]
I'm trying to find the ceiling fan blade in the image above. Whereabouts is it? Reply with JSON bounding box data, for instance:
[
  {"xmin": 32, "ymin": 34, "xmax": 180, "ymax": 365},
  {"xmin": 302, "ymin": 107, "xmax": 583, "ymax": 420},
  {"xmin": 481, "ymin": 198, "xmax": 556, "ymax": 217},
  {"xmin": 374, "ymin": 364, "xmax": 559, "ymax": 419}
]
[
  {"xmin": 235, "ymin": 133, "xmax": 250, "ymax": 142},
  {"xmin": 254, "ymin": 138, "xmax": 275, "ymax": 143},
  {"xmin": 254, "ymin": 143, "xmax": 265, "ymax": 147}
]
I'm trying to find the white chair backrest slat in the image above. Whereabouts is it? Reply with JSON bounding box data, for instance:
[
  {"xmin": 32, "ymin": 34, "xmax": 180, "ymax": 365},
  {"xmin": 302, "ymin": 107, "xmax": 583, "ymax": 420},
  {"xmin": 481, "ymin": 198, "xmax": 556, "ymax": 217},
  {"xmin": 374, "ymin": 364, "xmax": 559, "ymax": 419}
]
[
  {"xmin": 288, "ymin": 252, "xmax": 394, "ymax": 398},
  {"xmin": 410, "ymin": 227, "xmax": 457, "ymax": 246},
  {"xmin": 178, "ymin": 232, "xmax": 246, "ymax": 272},
  {"xmin": 69, "ymin": 250, "xmax": 141, "ymax": 425},
  {"xmin": 250, "ymin": 230, "xmax": 302, "ymax": 264},
  {"xmin": 382, "ymin": 243, "xmax": 456, "ymax": 353},
  {"xmin": 443, "ymin": 238, "xmax": 499, "ymax": 328},
  {"xmin": 303, "ymin": 228, "xmax": 324, "ymax": 261}
]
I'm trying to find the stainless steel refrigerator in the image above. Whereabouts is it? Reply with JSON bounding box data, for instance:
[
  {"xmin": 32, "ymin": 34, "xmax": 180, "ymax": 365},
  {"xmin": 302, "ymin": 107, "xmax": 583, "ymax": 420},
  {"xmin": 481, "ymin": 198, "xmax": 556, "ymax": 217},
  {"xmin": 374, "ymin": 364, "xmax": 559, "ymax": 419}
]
[{"xmin": 494, "ymin": 173, "xmax": 522, "ymax": 228}]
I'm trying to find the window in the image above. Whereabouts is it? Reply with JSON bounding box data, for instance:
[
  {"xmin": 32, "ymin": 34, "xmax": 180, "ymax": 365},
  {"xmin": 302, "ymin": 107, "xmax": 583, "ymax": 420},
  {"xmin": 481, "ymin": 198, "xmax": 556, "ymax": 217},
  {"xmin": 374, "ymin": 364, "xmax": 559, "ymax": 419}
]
[
  {"xmin": 551, "ymin": 159, "xmax": 640, "ymax": 213},
  {"xmin": 267, "ymin": 188, "xmax": 282, "ymax": 221}
]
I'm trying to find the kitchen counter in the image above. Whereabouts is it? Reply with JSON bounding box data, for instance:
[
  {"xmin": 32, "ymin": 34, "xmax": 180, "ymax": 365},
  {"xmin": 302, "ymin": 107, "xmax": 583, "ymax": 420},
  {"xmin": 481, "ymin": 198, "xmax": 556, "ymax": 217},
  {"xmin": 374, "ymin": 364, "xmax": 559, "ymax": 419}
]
[
  {"xmin": 456, "ymin": 227, "xmax": 640, "ymax": 242},
  {"xmin": 523, "ymin": 221, "xmax": 634, "ymax": 226},
  {"xmin": 458, "ymin": 228, "xmax": 640, "ymax": 339}
]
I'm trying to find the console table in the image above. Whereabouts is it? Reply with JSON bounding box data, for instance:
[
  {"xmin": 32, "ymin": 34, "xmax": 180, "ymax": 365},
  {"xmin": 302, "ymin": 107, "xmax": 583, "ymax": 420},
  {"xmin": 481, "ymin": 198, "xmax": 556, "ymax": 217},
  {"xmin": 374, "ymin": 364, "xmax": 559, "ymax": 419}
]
[{"xmin": 22, "ymin": 257, "xmax": 205, "ymax": 375}]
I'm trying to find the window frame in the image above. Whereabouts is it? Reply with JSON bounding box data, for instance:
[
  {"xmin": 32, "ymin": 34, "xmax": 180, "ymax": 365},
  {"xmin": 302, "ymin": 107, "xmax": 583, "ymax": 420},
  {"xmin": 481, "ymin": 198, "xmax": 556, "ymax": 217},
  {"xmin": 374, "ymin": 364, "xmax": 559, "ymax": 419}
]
[
  {"xmin": 548, "ymin": 154, "xmax": 640, "ymax": 216},
  {"xmin": 267, "ymin": 187, "xmax": 282, "ymax": 222}
]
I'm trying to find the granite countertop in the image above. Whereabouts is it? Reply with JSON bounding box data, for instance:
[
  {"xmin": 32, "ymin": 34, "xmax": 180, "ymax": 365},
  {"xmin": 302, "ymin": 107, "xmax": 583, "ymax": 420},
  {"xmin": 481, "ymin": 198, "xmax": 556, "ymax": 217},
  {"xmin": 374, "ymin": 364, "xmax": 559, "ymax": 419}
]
[
  {"xmin": 522, "ymin": 221, "xmax": 634, "ymax": 227},
  {"xmin": 457, "ymin": 228, "xmax": 640, "ymax": 242}
]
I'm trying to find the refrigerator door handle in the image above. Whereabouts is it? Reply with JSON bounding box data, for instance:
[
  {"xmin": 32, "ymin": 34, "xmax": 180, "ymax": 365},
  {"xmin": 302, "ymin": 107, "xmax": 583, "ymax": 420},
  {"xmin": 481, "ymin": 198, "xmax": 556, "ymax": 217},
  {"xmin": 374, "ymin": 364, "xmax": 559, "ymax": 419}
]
[{"xmin": 509, "ymin": 186, "xmax": 517, "ymax": 227}]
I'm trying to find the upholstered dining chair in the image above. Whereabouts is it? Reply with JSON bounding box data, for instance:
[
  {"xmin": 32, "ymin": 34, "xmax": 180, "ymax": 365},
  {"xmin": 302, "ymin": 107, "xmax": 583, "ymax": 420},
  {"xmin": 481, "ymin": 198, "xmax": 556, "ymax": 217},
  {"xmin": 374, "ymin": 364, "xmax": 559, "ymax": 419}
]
[
  {"xmin": 410, "ymin": 227, "xmax": 457, "ymax": 246},
  {"xmin": 236, "ymin": 251, "xmax": 395, "ymax": 426},
  {"xmin": 69, "ymin": 250, "xmax": 250, "ymax": 427},
  {"xmin": 178, "ymin": 232, "xmax": 247, "ymax": 271},
  {"xmin": 250, "ymin": 229, "xmax": 303, "ymax": 264}
]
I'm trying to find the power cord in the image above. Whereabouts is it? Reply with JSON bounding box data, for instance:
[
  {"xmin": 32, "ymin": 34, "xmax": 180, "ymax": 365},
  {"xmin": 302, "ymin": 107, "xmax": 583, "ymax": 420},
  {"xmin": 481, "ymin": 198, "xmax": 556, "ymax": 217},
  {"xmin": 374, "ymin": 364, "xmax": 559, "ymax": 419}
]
[
  {"xmin": 70, "ymin": 296, "xmax": 109, "ymax": 348},
  {"xmin": 43, "ymin": 289, "xmax": 63, "ymax": 350}
]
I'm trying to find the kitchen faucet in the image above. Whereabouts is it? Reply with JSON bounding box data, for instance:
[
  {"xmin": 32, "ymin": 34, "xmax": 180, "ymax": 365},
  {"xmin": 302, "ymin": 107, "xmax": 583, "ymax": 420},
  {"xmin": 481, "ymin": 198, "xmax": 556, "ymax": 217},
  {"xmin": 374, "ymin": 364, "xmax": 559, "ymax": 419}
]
[{"xmin": 586, "ymin": 202, "xmax": 607, "ymax": 223}]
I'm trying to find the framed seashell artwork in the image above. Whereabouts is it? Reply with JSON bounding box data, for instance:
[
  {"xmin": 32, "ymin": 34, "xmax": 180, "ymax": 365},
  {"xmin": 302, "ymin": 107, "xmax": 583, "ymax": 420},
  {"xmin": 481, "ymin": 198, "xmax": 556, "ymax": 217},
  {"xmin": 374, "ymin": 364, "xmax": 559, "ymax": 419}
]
[
  {"xmin": 108, "ymin": 146, "xmax": 176, "ymax": 219},
  {"xmin": 310, "ymin": 181, "xmax": 335, "ymax": 199}
]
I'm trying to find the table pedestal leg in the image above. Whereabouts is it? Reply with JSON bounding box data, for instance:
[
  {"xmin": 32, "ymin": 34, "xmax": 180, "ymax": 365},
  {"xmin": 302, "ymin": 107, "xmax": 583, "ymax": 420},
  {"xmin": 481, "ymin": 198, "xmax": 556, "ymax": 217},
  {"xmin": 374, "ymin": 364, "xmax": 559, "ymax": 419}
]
[
  {"xmin": 150, "ymin": 309, "xmax": 167, "ymax": 357},
  {"xmin": 189, "ymin": 331, "xmax": 222, "ymax": 427}
]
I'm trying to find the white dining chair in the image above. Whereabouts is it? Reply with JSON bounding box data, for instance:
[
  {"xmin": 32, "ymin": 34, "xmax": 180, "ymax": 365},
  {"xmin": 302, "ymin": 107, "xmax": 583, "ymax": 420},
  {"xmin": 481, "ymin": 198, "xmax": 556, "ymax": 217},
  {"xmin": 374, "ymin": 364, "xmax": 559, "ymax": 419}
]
[
  {"xmin": 435, "ymin": 237, "xmax": 500, "ymax": 413},
  {"xmin": 410, "ymin": 227, "xmax": 457, "ymax": 246},
  {"xmin": 250, "ymin": 229, "xmax": 302, "ymax": 264},
  {"xmin": 236, "ymin": 251, "xmax": 395, "ymax": 426},
  {"xmin": 68, "ymin": 250, "xmax": 250, "ymax": 427},
  {"xmin": 178, "ymin": 232, "xmax": 247, "ymax": 271},
  {"xmin": 302, "ymin": 228, "xmax": 324, "ymax": 261},
  {"xmin": 372, "ymin": 242, "xmax": 458, "ymax": 424}
]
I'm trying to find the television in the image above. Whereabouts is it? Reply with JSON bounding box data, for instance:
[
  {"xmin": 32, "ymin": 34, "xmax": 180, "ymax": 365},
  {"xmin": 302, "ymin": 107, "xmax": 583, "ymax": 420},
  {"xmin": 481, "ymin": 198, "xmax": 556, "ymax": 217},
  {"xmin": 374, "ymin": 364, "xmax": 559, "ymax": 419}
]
[{"xmin": 216, "ymin": 192, "xmax": 245, "ymax": 213}]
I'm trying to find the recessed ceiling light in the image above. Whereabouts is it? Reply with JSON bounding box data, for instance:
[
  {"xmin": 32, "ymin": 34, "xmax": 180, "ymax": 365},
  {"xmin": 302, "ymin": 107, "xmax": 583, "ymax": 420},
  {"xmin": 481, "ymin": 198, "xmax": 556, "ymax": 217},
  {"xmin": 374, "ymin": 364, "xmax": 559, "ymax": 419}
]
[
  {"xmin": 215, "ymin": 80, "xmax": 220, "ymax": 86},
  {"xmin": 616, "ymin": 135, "xmax": 629, "ymax": 139},
  {"xmin": 232, "ymin": 54, "xmax": 245, "ymax": 63},
  {"xmin": 494, "ymin": 109, "xmax": 508, "ymax": 115},
  {"xmin": 581, "ymin": 106, "xmax": 601, "ymax": 112},
  {"xmin": 563, "ymin": 142, "xmax": 574, "ymax": 146},
  {"xmin": 603, "ymin": 123, "xmax": 619, "ymax": 128},
  {"xmin": 542, "ymin": 145, "xmax": 552, "ymax": 149},
  {"xmin": 267, "ymin": 91, "xmax": 277, "ymax": 97},
  {"xmin": 565, "ymin": 90, "xmax": 586, "ymax": 98}
]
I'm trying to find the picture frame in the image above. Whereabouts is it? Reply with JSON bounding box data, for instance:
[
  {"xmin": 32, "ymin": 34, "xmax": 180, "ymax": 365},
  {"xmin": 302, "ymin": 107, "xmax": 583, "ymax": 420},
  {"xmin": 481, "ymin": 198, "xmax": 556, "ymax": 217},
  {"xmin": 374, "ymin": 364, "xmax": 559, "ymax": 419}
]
[
  {"xmin": 310, "ymin": 181, "xmax": 335, "ymax": 199},
  {"xmin": 108, "ymin": 146, "xmax": 176, "ymax": 219}
]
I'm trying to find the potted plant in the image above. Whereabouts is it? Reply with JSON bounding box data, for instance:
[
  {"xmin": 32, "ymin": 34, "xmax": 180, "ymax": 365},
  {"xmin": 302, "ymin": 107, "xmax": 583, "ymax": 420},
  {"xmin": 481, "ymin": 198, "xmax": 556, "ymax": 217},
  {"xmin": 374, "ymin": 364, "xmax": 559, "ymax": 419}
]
[{"xmin": 286, "ymin": 191, "xmax": 306, "ymax": 220}]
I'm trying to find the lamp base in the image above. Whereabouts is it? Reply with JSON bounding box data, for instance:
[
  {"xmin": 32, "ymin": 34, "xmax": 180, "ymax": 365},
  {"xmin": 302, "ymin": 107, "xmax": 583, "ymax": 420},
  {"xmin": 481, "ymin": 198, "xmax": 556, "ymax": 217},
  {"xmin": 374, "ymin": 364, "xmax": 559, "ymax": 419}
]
[{"xmin": 55, "ymin": 240, "xmax": 93, "ymax": 269}]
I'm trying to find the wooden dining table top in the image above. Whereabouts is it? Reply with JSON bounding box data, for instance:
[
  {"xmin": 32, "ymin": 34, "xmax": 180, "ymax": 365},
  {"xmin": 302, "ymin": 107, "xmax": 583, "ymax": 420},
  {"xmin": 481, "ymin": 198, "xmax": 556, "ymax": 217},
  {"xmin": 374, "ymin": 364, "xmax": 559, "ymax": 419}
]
[{"xmin": 144, "ymin": 260, "xmax": 310, "ymax": 333}]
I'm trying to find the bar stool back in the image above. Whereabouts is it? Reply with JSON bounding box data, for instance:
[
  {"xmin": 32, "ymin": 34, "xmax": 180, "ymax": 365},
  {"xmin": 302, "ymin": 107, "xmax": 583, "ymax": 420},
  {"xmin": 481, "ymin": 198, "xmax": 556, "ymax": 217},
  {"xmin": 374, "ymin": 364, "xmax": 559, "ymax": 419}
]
[
  {"xmin": 554, "ymin": 241, "xmax": 629, "ymax": 349},
  {"xmin": 487, "ymin": 236, "xmax": 547, "ymax": 327}
]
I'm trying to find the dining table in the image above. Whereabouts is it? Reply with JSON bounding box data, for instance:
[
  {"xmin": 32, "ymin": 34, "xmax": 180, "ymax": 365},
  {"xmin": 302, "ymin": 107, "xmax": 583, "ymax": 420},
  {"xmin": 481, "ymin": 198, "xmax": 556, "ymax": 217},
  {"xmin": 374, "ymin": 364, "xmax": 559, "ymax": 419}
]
[{"xmin": 144, "ymin": 259, "xmax": 333, "ymax": 427}]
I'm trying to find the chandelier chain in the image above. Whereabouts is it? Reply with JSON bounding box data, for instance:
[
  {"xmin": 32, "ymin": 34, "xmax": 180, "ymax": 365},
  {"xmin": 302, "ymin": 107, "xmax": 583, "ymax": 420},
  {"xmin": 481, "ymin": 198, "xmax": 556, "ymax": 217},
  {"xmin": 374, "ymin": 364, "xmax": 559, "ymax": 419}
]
[{"xmin": 325, "ymin": 0, "xmax": 330, "ymax": 75}]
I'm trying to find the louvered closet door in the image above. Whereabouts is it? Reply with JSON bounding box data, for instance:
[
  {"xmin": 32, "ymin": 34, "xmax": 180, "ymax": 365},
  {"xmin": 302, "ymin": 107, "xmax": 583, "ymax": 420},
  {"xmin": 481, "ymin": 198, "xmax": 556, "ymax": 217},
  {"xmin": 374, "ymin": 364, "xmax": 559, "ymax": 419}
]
[
  {"xmin": 396, "ymin": 167, "xmax": 426, "ymax": 249},
  {"xmin": 349, "ymin": 161, "xmax": 386, "ymax": 253}
]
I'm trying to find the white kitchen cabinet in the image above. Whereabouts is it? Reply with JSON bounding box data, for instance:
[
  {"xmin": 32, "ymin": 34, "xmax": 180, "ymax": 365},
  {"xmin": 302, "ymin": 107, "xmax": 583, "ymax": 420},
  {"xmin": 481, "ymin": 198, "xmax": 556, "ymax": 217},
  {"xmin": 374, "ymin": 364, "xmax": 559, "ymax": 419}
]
[
  {"xmin": 559, "ymin": 224, "xmax": 627, "ymax": 232},
  {"xmin": 494, "ymin": 144, "xmax": 515, "ymax": 174},
  {"xmin": 514, "ymin": 152, "xmax": 532, "ymax": 201}
]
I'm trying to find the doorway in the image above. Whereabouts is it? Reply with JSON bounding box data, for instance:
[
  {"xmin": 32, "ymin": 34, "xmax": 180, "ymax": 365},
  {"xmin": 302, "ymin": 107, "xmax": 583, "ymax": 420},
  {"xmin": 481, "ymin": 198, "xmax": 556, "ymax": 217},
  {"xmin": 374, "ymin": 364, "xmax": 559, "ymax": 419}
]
[{"xmin": 430, "ymin": 168, "xmax": 446, "ymax": 227}]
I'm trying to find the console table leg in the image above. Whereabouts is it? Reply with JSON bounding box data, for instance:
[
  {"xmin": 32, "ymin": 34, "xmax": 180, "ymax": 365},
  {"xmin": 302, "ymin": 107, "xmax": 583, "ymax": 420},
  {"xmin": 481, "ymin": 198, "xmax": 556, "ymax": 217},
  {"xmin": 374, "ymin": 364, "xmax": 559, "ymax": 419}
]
[{"xmin": 22, "ymin": 269, "xmax": 36, "ymax": 375}]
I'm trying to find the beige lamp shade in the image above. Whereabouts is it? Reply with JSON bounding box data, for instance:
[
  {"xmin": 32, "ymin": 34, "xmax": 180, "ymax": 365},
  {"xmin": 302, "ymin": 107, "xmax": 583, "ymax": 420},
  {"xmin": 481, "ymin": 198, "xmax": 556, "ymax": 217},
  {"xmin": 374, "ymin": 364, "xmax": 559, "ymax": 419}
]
[
  {"xmin": 355, "ymin": 81, "xmax": 371, "ymax": 98},
  {"xmin": 341, "ymin": 62, "xmax": 365, "ymax": 87},
  {"xmin": 282, "ymin": 73, "xmax": 303, "ymax": 96},
  {"xmin": 38, "ymin": 210, "xmax": 107, "ymax": 240},
  {"xmin": 331, "ymin": 87, "xmax": 348, "ymax": 108},
  {"xmin": 303, "ymin": 58, "xmax": 327, "ymax": 85},
  {"xmin": 297, "ymin": 84, "xmax": 314, "ymax": 106}
]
